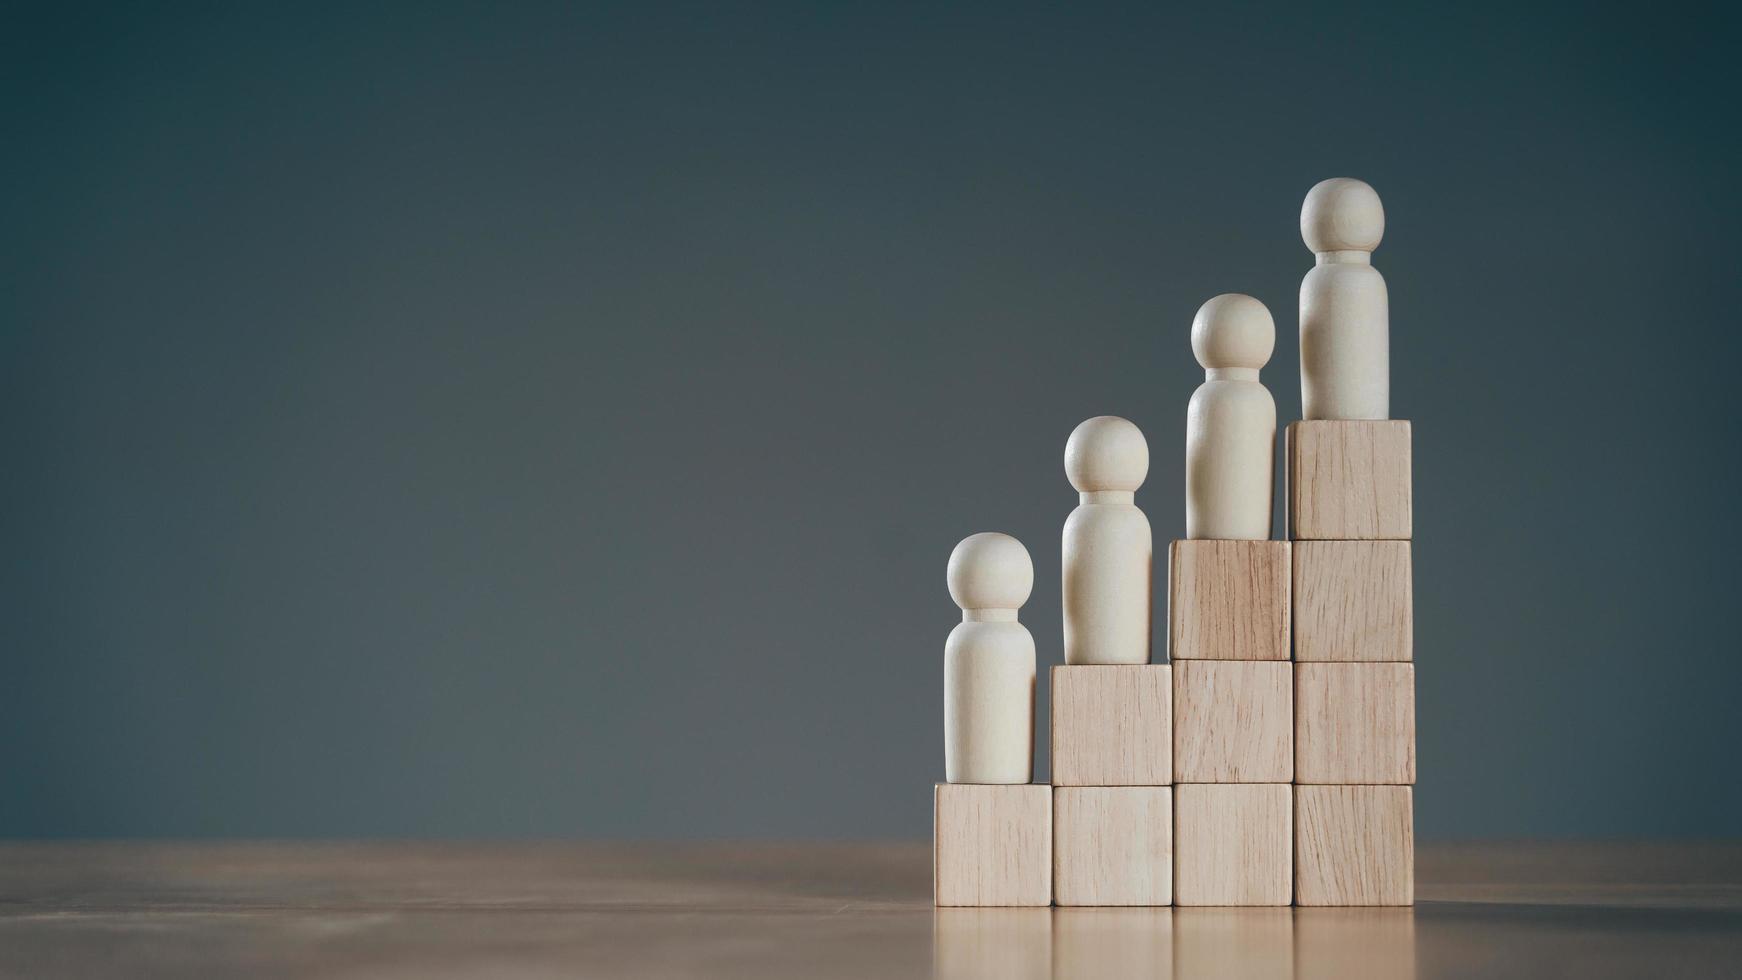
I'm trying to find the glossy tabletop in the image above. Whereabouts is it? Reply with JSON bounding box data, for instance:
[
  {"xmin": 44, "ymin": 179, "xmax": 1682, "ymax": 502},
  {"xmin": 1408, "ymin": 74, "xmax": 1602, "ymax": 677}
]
[{"xmin": 1, "ymin": 841, "xmax": 1738, "ymax": 978}]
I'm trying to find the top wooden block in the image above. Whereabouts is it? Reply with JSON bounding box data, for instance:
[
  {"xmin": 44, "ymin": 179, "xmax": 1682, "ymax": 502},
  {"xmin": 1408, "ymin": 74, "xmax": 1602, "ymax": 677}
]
[{"xmin": 1287, "ymin": 421, "xmax": 1412, "ymax": 540}]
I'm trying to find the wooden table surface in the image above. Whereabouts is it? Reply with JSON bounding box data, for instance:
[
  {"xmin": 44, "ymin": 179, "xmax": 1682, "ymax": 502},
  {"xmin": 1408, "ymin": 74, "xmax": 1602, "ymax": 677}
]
[{"xmin": 1, "ymin": 841, "xmax": 1738, "ymax": 978}]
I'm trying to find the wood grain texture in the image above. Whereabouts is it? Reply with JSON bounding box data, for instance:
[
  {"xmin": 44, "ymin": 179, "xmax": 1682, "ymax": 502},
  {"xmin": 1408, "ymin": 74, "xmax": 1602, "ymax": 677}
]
[
  {"xmin": 1174, "ymin": 783, "xmax": 1293, "ymax": 906},
  {"xmin": 1054, "ymin": 787, "xmax": 1173, "ymax": 906},
  {"xmin": 1296, "ymin": 785, "xmax": 1414, "ymax": 906},
  {"xmin": 1, "ymin": 842, "xmax": 1740, "ymax": 978},
  {"xmin": 1173, "ymin": 661, "xmax": 1293, "ymax": 783},
  {"xmin": 1287, "ymin": 420, "xmax": 1412, "ymax": 540},
  {"xmin": 1050, "ymin": 665, "xmax": 1171, "ymax": 786},
  {"xmin": 1295, "ymin": 663, "xmax": 1416, "ymax": 784},
  {"xmin": 1168, "ymin": 540, "xmax": 1291, "ymax": 660},
  {"xmin": 934, "ymin": 783, "xmax": 1052, "ymax": 906},
  {"xmin": 1293, "ymin": 541, "xmax": 1413, "ymax": 662}
]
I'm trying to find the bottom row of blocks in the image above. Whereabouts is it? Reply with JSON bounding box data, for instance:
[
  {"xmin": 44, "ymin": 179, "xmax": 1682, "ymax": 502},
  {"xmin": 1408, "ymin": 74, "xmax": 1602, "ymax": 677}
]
[{"xmin": 934, "ymin": 783, "xmax": 1412, "ymax": 907}]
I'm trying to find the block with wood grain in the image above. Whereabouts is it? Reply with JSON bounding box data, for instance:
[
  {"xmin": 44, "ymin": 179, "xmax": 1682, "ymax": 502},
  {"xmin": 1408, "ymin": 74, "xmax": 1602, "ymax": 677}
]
[
  {"xmin": 1172, "ymin": 660, "xmax": 1293, "ymax": 783},
  {"xmin": 933, "ymin": 783, "xmax": 1053, "ymax": 907},
  {"xmin": 1050, "ymin": 665, "xmax": 1171, "ymax": 787},
  {"xmin": 1286, "ymin": 420, "xmax": 1412, "ymax": 540},
  {"xmin": 1174, "ymin": 783, "xmax": 1292, "ymax": 906},
  {"xmin": 1295, "ymin": 785, "xmax": 1414, "ymax": 906},
  {"xmin": 1295, "ymin": 662, "xmax": 1416, "ymax": 785},
  {"xmin": 1167, "ymin": 540, "xmax": 1291, "ymax": 661},
  {"xmin": 1053, "ymin": 787, "xmax": 1173, "ymax": 906},
  {"xmin": 1293, "ymin": 540, "xmax": 1412, "ymax": 662}
]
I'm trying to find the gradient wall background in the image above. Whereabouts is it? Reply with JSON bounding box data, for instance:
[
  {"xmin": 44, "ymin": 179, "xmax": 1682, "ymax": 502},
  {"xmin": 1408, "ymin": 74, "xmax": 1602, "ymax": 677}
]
[{"xmin": 5, "ymin": 3, "xmax": 1739, "ymax": 839}]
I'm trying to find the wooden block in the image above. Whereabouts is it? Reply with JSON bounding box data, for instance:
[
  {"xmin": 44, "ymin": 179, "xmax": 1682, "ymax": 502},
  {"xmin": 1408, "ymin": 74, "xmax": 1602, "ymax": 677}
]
[
  {"xmin": 1295, "ymin": 664, "xmax": 1415, "ymax": 784},
  {"xmin": 1295, "ymin": 785, "xmax": 1414, "ymax": 906},
  {"xmin": 1172, "ymin": 661, "xmax": 1292, "ymax": 783},
  {"xmin": 1054, "ymin": 787, "xmax": 1172, "ymax": 906},
  {"xmin": 1174, "ymin": 784, "xmax": 1292, "ymax": 906},
  {"xmin": 1287, "ymin": 421, "xmax": 1412, "ymax": 540},
  {"xmin": 934, "ymin": 784, "xmax": 1052, "ymax": 907},
  {"xmin": 1050, "ymin": 665, "xmax": 1171, "ymax": 786},
  {"xmin": 1168, "ymin": 540, "xmax": 1291, "ymax": 661},
  {"xmin": 1293, "ymin": 541, "xmax": 1412, "ymax": 662}
]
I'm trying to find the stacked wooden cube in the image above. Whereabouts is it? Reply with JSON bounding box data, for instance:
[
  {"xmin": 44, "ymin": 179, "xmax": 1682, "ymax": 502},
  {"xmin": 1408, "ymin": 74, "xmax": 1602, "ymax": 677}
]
[
  {"xmin": 933, "ymin": 422, "xmax": 1416, "ymax": 906},
  {"xmin": 1288, "ymin": 420, "xmax": 1415, "ymax": 906}
]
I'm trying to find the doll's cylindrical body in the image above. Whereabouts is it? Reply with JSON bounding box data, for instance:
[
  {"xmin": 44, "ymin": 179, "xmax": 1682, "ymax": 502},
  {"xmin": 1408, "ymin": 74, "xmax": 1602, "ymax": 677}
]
[
  {"xmin": 1186, "ymin": 378, "xmax": 1276, "ymax": 539},
  {"xmin": 1301, "ymin": 258, "xmax": 1389, "ymax": 420},
  {"xmin": 944, "ymin": 616, "xmax": 1037, "ymax": 783},
  {"xmin": 1063, "ymin": 495, "xmax": 1152, "ymax": 664},
  {"xmin": 1299, "ymin": 177, "xmax": 1390, "ymax": 421},
  {"xmin": 1061, "ymin": 416, "xmax": 1153, "ymax": 665}
]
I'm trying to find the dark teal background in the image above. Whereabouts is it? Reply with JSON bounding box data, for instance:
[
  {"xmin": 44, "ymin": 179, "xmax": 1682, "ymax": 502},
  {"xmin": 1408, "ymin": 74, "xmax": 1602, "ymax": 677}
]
[{"xmin": 5, "ymin": 3, "xmax": 1739, "ymax": 838}]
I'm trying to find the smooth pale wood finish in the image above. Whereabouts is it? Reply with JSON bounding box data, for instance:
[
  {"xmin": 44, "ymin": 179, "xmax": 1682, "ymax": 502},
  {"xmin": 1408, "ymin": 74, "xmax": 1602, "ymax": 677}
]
[
  {"xmin": 1296, "ymin": 785, "xmax": 1415, "ymax": 906},
  {"xmin": 1062, "ymin": 416, "xmax": 1154, "ymax": 666},
  {"xmin": 945, "ymin": 533, "xmax": 1037, "ymax": 783},
  {"xmin": 1299, "ymin": 178, "xmax": 1390, "ymax": 422},
  {"xmin": 1287, "ymin": 420, "xmax": 1412, "ymax": 540},
  {"xmin": 1293, "ymin": 541, "xmax": 1413, "ymax": 662},
  {"xmin": 1050, "ymin": 665, "xmax": 1171, "ymax": 786},
  {"xmin": 1054, "ymin": 787, "xmax": 1173, "ymax": 906},
  {"xmin": 1174, "ymin": 784, "xmax": 1292, "ymax": 906},
  {"xmin": 1295, "ymin": 663, "xmax": 1416, "ymax": 784},
  {"xmin": 1186, "ymin": 294, "xmax": 1278, "ymax": 540},
  {"xmin": 2, "ymin": 842, "xmax": 1741, "ymax": 978},
  {"xmin": 1168, "ymin": 540, "xmax": 1291, "ymax": 661},
  {"xmin": 1173, "ymin": 661, "xmax": 1293, "ymax": 783},
  {"xmin": 934, "ymin": 783, "xmax": 1052, "ymax": 906}
]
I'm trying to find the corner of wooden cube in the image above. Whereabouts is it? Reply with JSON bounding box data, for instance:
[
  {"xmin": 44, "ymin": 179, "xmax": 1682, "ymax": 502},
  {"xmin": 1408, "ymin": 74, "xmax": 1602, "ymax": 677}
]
[
  {"xmin": 1167, "ymin": 539, "xmax": 1291, "ymax": 661},
  {"xmin": 1296, "ymin": 785, "xmax": 1414, "ymax": 906},
  {"xmin": 1051, "ymin": 665, "xmax": 1171, "ymax": 786},
  {"xmin": 1054, "ymin": 786, "xmax": 1172, "ymax": 906},
  {"xmin": 1293, "ymin": 540, "xmax": 1413, "ymax": 662},
  {"xmin": 1287, "ymin": 420, "xmax": 1412, "ymax": 540},
  {"xmin": 934, "ymin": 783, "xmax": 1053, "ymax": 906}
]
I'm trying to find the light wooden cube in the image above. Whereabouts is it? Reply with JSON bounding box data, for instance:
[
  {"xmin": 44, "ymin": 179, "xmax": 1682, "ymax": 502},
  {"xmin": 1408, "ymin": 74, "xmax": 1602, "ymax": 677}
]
[
  {"xmin": 1295, "ymin": 663, "xmax": 1416, "ymax": 784},
  {"xmin": 1173, "ymin": 661, "xmax": 1292, "ymax": 783},
  {"xmin": 1168, "ymin": 540, "xmax": 1291, "ymax": 661},
  {"xmin": 1174, "ymin": 784, "xmax": 1292, "ymax": 906},
  {"xmin": 1295, "ymin": 785, "xmax": 1414, "ymax": 906},
  {"xmin": 1293, "ymin": 541, "xmax": 1412, "ymax": 662},
  {"xmin": 934, "ymin": 784, "xmax": 1052, "ymax": 907},
  {"xmin": 1050, "ymin": 665, "xmax": 1171, "ymax": 786},
  {"xmin": 1287, "ymin": 421, "xmax": 1412, "ymax": 540},
  {"xmin": 1054, "ymin": 787, "xmax": 1173, "ymax": 906}
]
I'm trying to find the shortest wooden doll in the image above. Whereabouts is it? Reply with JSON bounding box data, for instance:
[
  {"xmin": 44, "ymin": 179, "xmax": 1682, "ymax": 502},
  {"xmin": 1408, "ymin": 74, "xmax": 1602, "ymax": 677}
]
[{"xmin": 943, "ymin": 532, "xmax": 1036, "ymax": 784}]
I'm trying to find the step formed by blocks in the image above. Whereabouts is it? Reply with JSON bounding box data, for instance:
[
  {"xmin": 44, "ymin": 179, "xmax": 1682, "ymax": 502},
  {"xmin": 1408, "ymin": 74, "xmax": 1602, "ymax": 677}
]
[
  {"xmin": 1051, "ymin": 665, "xmax": 1171, "ymax": 786},
  {"xmin": 1168, "ymin": 540, "xmax": 1291, "ymax": 661},
  {"xmin": 1174, "ymin": 783, "xmax": 1292, "ymax": 906},
  {"xmin": 1295, "ymin": 785, "xmax": 1414, "ymax": 906},
  {"xmin": 934, "ymin": 784, "xmax": 1053, "ymax": 907},
  {"xmin": 1173, "ymin": 661, "xmax": 1293, "ymax": 783},
  {"xmin": 1293, "ymin": 541, "xmax": 1413, "ymax": 662},
  {"xmin": 1287, "ymin": 420, "xmax": 1412, "ymax": 540},
  {"xmin": 1295, "ymin": 663, "xmax": 1416, "ymax": 784},
  {"xmin": 1054, "ymin": 787, "xmax": 1173, "ymax": 906}
]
